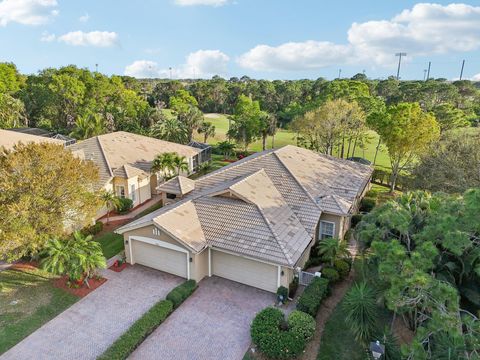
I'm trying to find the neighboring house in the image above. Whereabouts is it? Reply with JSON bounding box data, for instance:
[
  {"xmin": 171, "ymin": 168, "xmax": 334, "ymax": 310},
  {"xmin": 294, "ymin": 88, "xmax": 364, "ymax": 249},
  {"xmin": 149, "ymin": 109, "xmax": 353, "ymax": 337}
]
[
  {"xmin": 116, "ymin": 145, "xmax": 373, "ymax": 293},
  {"xmin": 187, "ymin": 141, "xmax": 212, "ymax": 164},
  {"xmin": 67, "ymin": 131, "xmax": 203, "ymax": 215},
  {"xmin": 0, "ymin": 129, "xmax": 65, "ymax": 150},
  {"xmin": 8, "ymin": 127, "xmax": 76, "ymax": 146}
]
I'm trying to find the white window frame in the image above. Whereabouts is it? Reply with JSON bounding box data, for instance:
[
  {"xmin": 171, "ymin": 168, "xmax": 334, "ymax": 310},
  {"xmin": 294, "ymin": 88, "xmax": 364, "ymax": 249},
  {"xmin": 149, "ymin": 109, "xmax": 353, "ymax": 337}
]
[
  {"xmin": 130, "ymin": 184, "xmax": 136, "ymax": 202},
  {"xmin": 116, "ymin": 185, "xmax": 125, "ymax": 198},
  {"xmin": 319, "ymin": 220, "xmax": 335, "ymax": 239}
]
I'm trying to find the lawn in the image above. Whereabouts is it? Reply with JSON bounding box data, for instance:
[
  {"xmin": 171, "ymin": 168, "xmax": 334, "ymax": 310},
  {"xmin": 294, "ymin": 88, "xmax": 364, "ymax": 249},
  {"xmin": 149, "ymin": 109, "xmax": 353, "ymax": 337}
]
[
  {"xmin": 195, "ymin": 114, "xmax": 392, "ymax": 170},
  {"xmin": 0, "ymin": 267, "xmax": 78, "ymax": 355},
  {"xmin": 94, "ymin": 232, "xmax": 124, "ymax": 259}
]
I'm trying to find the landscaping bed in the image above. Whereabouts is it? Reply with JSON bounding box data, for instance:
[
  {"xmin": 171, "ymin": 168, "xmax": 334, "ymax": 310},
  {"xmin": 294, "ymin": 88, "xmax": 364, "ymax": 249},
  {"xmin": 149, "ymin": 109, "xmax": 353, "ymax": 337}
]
[
  {"xmin": 52, "ymin": 275, "xmax": 107, "ymax": 298},
  {"xmin": 108, "ymin": 262, "xmax": 129, "ymax": 272}
]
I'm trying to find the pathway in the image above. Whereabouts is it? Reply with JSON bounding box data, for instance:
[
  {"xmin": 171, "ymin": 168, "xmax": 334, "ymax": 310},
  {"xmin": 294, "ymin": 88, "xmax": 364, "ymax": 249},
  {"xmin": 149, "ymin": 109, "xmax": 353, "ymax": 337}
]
[{"xmin": 99, "ymin": 195, "xmax": 160, "ymax": 223}]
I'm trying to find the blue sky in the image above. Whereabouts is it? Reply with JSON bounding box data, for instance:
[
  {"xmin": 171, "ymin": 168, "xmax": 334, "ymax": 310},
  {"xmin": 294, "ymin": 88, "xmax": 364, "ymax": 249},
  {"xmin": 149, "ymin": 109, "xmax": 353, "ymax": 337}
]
[{"xmin": 1, "ymin": 0, "xmax": 480, "ymax": 80}]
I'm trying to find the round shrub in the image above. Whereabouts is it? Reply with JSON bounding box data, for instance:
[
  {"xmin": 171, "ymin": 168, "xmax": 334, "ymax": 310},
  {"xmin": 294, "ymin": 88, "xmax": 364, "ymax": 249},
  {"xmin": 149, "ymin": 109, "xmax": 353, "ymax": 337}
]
[
  {"xmin": 351, "ymin": 214, "xmax": 363, "ymax": 228},
  {"xmin": 360, "ymin": 197, "xmax": 376, "ymax": 213},
  {"xmin": 321, "ymin": 267, "xmax": 340, "ymax": 283},
  {"xmin": 115, "ymin": 197, "xmax": 133, "ymax": 214},
  {"xmin": 251, "ymin": 307, "xmax": 306, "ymax": 359},
  {"xmin": 333, "ymin": 259, "xmax": 350, "ymax": 279},
  {"xmin": 287, "ymin": 310, "xmax": 316, "ymax": 341}
]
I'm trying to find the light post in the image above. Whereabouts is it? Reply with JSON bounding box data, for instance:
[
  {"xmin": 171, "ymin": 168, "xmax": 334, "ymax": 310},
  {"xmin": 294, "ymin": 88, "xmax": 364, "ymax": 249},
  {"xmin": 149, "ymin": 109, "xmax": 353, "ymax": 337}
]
[{"xmin": 369, "ymin": 340, "xmax": 385, "ymax": 359}]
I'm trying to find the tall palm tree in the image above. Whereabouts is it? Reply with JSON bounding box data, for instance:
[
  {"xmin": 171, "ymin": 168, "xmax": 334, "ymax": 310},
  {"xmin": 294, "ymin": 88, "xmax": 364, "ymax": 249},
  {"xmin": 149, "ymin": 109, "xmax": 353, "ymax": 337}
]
[
  {"xmin": 70, "ymin": 113, "xmax": 106, "ymax": 140},
  {"xmin": 151, "ymin": 152, "xmax": 177, "ymax": 179},
  {"xmin": 173, "ymin": 154, "xmax": 189, "ymax": 176},
  {"xmin": 150, "ymin": 117, "xmax": 188, "ymax": 144},
  {"xmin": 100, "ymin": 191, "xmax": 118, "ymax": 224},
  {"xmin": 317, "ymin": 237, "xmax": 351, "ymax": 267},
  {"xmin": 197, "ymin": 121, "xmax": 216, "ymax": 143}
]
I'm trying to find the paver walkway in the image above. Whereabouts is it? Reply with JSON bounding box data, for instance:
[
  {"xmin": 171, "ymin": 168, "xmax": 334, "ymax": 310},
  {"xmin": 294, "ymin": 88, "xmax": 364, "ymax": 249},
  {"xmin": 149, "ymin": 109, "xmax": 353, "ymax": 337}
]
[
  {"xmin": 129, "ymin": 276, "xmax": 275, "ymax": 360},
  {"xmin": 99, "ymin": 195, "xmax": 161, "ymax": 223},
  {"xmin": 1, "ymin": 266, "xmax": 182, "ymax": 360}
]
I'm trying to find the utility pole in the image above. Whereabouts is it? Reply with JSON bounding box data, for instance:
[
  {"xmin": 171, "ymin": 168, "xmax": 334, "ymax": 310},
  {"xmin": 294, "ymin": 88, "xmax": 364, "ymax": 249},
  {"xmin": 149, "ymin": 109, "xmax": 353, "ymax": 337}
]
[
  {"xmin": 423, "ymin": 69, "xmax": 427, "ymax": 81},
  {"xmin": 459, "ymin": 60, "xmax": 465, "ymax": 80},
  {"xmin": 338, "ymin": 68, "xmax": 342, "ymax": 79},
  {"xmin": 426, "ymin": 61, "xmax": 431, "ymax": 80},
  {"xmin": 395, "ymin": 52, "xmax": 407, "ymax": 80}
]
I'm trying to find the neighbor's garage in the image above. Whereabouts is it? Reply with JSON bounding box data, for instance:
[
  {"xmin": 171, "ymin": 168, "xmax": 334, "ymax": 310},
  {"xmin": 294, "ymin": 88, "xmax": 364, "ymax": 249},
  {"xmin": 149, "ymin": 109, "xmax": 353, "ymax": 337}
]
[
  {"xmin": 130, "ymin": 238, "xmax": 188, "ymax": 278},
  {"xmin": 211, "ymin": 250, "xmax": 278, "ymax": 293}
]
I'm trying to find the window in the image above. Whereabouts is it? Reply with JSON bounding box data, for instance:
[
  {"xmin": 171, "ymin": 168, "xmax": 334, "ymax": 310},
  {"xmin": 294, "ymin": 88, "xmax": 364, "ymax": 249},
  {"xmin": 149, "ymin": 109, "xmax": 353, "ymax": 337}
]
[
  {"xmin": 116, "ymin": 185, "xmax": 125, "ymax": 198},
  {"xmin": 130, "ymin": 184, "xmax": 136, "ymax": 202},
  {"xmin": 319, "ymin": 221, "xmax": 335, "ymax": 239}
]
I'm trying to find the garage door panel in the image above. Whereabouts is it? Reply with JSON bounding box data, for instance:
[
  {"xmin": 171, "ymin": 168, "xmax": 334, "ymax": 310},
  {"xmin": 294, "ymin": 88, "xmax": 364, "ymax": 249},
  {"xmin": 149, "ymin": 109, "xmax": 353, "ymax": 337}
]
[
  {"xmin": 132, "ymin": 240, "xmax": 187, "ymax": 278},
  {"xmin": 212, "ymin": 250, "xmax": 277, "ymax": 293}
]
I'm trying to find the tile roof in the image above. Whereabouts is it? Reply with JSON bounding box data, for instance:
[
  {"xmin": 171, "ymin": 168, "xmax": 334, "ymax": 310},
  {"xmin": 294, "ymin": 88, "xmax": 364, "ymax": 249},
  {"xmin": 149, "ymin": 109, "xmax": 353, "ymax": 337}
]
[
  {"xmin": 112, "ymin": 164, "xmax": 149, "ymax": 179},
  {"xmin": 117, "ymin": 145, "xmax": 373, "ymax": 267},
  {"xmin": 0, "ymin": 129, "xmax": 65, "ymax": 151},
  {"xmin": 157, "ymin": 176, "xmax": 196, "ymax": 195}
]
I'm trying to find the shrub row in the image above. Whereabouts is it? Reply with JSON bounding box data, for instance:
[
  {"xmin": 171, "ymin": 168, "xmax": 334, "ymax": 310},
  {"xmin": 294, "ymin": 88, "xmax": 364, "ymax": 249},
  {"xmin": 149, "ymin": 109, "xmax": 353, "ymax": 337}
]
[
  {"xmin": 250, "ymin": 307, "xmax": 315, "ymax": 359},
  {"xmin": 296, "ymin": 277, "xmax": 330, "ymax": 316},
  {"xmin": 80, "ymin": 221, "xmax": 103, "ymax": 236},
  {"xmin": 98, "ymin": 300, "xmax": 173, "ymax": 360},
  {"xmin": 166, "ymin": 279, "xmax": 197, "ymax": 308}
]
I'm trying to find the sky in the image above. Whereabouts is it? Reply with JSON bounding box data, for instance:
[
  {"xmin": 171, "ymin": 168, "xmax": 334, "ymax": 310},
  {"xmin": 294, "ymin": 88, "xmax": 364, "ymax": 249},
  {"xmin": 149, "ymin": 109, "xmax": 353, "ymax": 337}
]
[{"xmin": 1, "ymin": 0, "xmax": 480, "ymax": 80}]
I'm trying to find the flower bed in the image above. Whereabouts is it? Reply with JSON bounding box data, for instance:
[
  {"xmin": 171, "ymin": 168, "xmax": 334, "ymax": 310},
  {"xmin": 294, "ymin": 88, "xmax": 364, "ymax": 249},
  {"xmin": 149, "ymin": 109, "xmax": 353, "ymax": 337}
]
[
  {"xmin": 108, "ymin": 261, "xmax": 129, "ymax": 272},
  {"xmin": 52, "ymin": 276, "xmax": 107, "ymax": 297}
]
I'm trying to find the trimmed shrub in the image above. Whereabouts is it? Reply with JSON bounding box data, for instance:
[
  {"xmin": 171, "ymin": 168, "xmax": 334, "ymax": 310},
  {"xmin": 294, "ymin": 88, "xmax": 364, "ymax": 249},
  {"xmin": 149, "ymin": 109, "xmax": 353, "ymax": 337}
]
[
  {"xmin": 287, "ymin": 310, "xmax": 316, "ymax": 341},
  {"xmin": 166, "ymin": 279, "xmax": 197, "ymax": 308},
  {"xmin": 80, "ymin": 221, "xmax": 103, "ymax": 236},
  {"xmin": 304, "ymin": 256, "xmax": 322, "ymax": 270},
  {"xmin": 277, "ymin": 286, "xmax": 288, "ymax": 303},
  {"xmin": 360, "ymin": 197, "xmax": 376, "ymax": 213},
  {"xmin": 288, "ymin": 278, "xmax": 299, "ymax": 298},
  {"xmin": 115, "ymin": 197, "xmax": 133, "ymax": 214},
  {"xmin": 98, "ymin": 299, "xmax": 173, "ymax": 359},
  {"xmin": 321, "ymin": 268, "xmax": 340, "ymax": 283},
  {"xmin": 351, "ymin": 214, "xmax": 363, "ymax": 228},
  {"xmin": 333, "ymin": 259, "xmax": 350, "ymax": 279},
  {"xmin": 296, "ymin": 277, "xmax": 329, "ymax": 316},
  {"xmin": 251, "ymin": 307, "xmax": 306, "ymax": 359}
]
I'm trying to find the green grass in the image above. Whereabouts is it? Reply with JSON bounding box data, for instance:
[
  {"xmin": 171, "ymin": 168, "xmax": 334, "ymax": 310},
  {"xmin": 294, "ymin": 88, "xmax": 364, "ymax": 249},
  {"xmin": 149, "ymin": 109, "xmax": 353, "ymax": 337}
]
[
  {"xmin": 94, "ymin": 232, "xmax": 125, "ymax": 259},
  {"xmin": 195, "ymin": 114, "xmax": 392, "ymax": 170},
  {"xmin": 0, "ymin": 267, "xmax": 79, "ymax": 354},
  {"xmin": 134, "ymin": 202, "xmax": 163, "ymax": 219}
]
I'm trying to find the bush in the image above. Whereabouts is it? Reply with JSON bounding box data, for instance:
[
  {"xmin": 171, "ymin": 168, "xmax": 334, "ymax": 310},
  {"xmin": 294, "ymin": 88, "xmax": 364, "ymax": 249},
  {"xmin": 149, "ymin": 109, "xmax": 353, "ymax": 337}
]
[
  {"xmin": 98, "ymin": 300, "xmax": 173, "ymax": 359},
  {"xmin": 80, "ymin": 221, "xmax": 104, "ymax": 236},
  {"xmin": 277, "ymin": 286, "xmax": 288, "ymax": 303},
  {"xmin": 250, "ymin": 307, "xmax": 306, "ymax": 359},
  {"xmin": 287, "ymin": 310, "xmax": 316, "ymax": 341},
  {"xmin": 360, "ymin": 197, "xmax": 376, "ymax": 212},
  {"xmin": 115, "ymin": 197, "xmax": 133, "ymax": 214},
  {"xmin": 351, "ymin": 214, "xmax": 363, "ymax": 228},
  {"xmin": 321, "ymin": 268, "xmax": 340, "ymax": 283},
  {"xmin": 166, "ymin": 279, "xmax": 197, "ymax": 308},
  {"xmin": 289, "ymin": 278, "xmax": 299, "ymax": 298},
  {"xmin": 333, "ymin": 259, "xmax": 350, "ymax": 279},
  {"xmin": 296, "ymin": 277, "xmax": 329, "ymax": 316},
  {"xmin": 304, "ymin": 256, "xmax": 322, "ymax": 270}
]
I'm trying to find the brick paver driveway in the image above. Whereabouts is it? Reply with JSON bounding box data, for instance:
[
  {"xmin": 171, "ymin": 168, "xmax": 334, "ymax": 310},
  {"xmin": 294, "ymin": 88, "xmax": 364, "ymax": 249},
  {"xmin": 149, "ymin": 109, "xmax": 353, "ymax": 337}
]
[
  {"xmin": 129, "ymin": 276, "xmax": 274, "ymax": 360},
  {"xmin": 1, "ymin": 266, "xmax": 182, "ymax": 360}
]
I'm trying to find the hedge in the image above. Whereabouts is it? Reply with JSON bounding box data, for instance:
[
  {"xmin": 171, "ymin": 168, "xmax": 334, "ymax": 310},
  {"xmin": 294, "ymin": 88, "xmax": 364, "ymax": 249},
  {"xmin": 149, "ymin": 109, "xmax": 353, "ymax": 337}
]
[
  {"xmin": 166, "ymin": 279, "xmax": 197, "ymax": 308},
  {"xmin": 98, "ymin": 300, "xmax": 173, "ymax": 360},
  {"xmin": 321, "ymin": 268, "xmax": 340, "ymax": 283},
  {"xmin": 251, "ymin": 307, "xmax": 313, "ymax": 359},
  {"xmin": 333, "ymin": 259, "xmax": 350, "ymax": 279},
  {"xmin": 296, "ymin": 277, "xmax": 329, "ymax": 316},
  {"xmin": 287, "ymin": 310, "xmax": 316, "ymax": 341},
  {"xmin": 359, "ymin": 197, "xmax": 376, "ymax": 213},
  {"xmin": 115, "ymin": 197, "xmax": 133, "ymax": 214}
]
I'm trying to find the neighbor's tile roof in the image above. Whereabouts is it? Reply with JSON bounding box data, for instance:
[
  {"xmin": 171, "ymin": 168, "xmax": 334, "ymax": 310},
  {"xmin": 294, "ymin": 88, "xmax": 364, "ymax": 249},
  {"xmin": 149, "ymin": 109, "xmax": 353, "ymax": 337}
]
[
  {"xmin": 0, "ymin": 129, "xmax": 65, "ymax": 151},
  {"xmin": 112, "ymin": 164, "xmax": 149, "ymax": 179},
  {"xmin": 117, "ymin": 145, "xmax": 373, "ymax": 266},
  {"xmin": 157, "ymin": 176, "xmax": 196, "ymax": 195}
]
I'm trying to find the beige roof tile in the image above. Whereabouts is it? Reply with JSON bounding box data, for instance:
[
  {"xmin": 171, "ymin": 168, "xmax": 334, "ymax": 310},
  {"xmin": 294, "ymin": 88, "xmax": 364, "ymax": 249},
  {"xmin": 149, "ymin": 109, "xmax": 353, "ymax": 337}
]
[
  {"xmin": 0, "ymin": 129, "xmax": 65, "ymax": 151},
  {"xmin": 157, "ymin": 176, "xmax": 195, "ymax": 195}
]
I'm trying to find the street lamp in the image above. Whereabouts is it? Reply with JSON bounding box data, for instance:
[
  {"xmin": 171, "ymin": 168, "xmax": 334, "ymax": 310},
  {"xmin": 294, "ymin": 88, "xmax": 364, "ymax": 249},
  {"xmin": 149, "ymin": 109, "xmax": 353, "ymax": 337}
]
[{"xmin": 369, "ymin": 340, "xmax": 385, "ymax": 359}]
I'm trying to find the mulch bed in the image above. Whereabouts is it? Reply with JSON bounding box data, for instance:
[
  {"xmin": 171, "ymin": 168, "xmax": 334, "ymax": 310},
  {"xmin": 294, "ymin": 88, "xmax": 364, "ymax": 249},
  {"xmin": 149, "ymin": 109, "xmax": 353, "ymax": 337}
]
[
  {"xmin": 52, "ymin": 276, "xmax": 107, "ymax": 297},
  {"xmin": 11, "ymin": 261, "xmax": 39, "ymax": 270},
  {"xmin": 109, "ymin": 262, "xmax": 129, "ymax": 272}
]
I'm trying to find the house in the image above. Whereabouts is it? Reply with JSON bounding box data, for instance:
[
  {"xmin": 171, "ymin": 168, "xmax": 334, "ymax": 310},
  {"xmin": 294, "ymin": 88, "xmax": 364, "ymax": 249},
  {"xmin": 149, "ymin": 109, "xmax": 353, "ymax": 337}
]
[
  {"xmin": 67, "ymin": 131, "xmax": 203, "ymax": 214},
  {"xmin": 8, "ymin": 127, "xmax": 76, "ymax": 146},
  {"xmin": 0, "ymin": 129, "xmax": 66, "ymax": 150},
  {"xmin": 187, "ymin": 141, "xmax": 212, "ymax": 164},
  {"xmin": 115, "ymin": 145, "xmax": 373, "ymax": 293}
]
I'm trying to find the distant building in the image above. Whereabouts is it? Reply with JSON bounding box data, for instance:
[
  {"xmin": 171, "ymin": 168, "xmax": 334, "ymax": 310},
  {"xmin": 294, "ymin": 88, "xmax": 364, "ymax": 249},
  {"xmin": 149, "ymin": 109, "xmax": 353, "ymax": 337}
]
[
  {"xmin": 0, "ymin": 129, "xmax": 65, "ymax": 151},
  {"xmin": 187, "ymin": 141, "xmax": 212, "ymax": 164},
  {"xmin": 8, "ymin": 128, "xmax": 76, "ymax": 146}
]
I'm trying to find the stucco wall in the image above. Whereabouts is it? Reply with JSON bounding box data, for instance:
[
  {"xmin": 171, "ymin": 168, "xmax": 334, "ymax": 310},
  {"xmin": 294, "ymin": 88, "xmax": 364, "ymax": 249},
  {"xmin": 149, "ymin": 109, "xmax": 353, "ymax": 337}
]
[{"xmin": 193, "ymin": 249, "xmax": 209, "ymax": 282}]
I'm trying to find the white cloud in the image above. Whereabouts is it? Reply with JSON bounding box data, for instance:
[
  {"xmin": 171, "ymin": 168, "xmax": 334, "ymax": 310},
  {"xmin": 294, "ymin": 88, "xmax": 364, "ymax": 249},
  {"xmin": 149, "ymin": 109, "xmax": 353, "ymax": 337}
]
[
  {"xmin": 238, "ymin": 41, "xmax": 352, "ymax": 72},
  {"xmin": 239, "ymin": 3, "xmax": 480, "ymax": 71},
  {"xmin": 174, "ymin": 0, "xmax": 228, "ymax": 6},
  {"xmin": 40, "ymin": 30, "xmax": 55, "ymax": 42},
  {"xmin": 0, "ymin": 0, "xmax": 58, "ymax": 26},
  {"xmin": 58, "ymin": 31, "xmax": 118, "ymax": 47},
  {"xmin": 124, "ymin": 49, "xmax": 230, "ymax": 79},
  {"xmin": 79, "ymin": 13, "xmax": 90, "ymax": 22},
  {"xmin": 471, "ymin": 74, "xmax": 480, "ymax": 81}
]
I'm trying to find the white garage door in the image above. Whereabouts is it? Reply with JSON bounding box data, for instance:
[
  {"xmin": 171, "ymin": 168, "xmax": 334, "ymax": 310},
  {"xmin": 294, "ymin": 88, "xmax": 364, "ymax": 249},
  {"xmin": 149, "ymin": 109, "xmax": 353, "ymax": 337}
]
[
  {"xmin": 212, "ymin": 250, "xmax": 278, "ymax": 293},
  {"xmin": 131, "ymin": 239, "xmax": 188, "ymax": 278}
]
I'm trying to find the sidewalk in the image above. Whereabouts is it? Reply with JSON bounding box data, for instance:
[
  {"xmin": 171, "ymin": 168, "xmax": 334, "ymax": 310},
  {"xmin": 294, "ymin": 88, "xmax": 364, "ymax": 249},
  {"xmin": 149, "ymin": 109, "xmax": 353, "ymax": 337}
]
[{"xmin": 99, "ymin": 195, "xmax": 161, "ymax": 223}]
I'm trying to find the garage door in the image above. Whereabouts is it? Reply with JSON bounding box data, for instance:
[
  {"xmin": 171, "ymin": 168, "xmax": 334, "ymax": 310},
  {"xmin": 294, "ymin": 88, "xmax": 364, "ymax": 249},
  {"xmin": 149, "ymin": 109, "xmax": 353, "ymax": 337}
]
[
  {"xmin": 131, "ymin": 239, "xmax": 187, "ymax": 278},
  {"xmin": 212, "ymin": 250, "xmax": 278, "ymax": 293}
]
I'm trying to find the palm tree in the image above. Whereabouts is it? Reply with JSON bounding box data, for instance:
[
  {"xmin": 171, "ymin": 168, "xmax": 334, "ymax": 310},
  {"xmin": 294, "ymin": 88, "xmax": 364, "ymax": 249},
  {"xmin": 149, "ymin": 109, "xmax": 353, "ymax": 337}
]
[
  {"xmin": 197, "ymin": 121, "xmax": 216, "ymax": 143},
  {"xmin": 150, "ymin": 117, "xmax": 188, "ymax": 144},
  {"xmin": 151, "ymin": 152, "xmax": 177, "ymax": 180},
  {"xmin": 70, "ymin": 113, "xmax": 106, "ymax": 140},
  {"xmin": 100, "ymin": 191, "xmax": 118, "ymax": 224},
  {"xmin": 317, "ymin": 237, "xmax": 351, "ymax": 267},
  {"xmin": 342, "ymin": 282, "xmax": 378, "ymax": 345},
  {"xmin": 173, "ymin": 154, "xmax": 189, "ymax": 176},
  {"xmin": 216, "ymin": 141, "xmax": 236, "ymax": 159}
]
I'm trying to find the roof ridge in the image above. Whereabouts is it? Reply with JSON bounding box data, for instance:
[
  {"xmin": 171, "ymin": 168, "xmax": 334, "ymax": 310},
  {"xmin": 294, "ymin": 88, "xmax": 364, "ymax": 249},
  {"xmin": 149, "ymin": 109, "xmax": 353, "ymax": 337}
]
[{"xmin": 96, "ymin": 136, "xmax": 114, "ymax": 178}]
